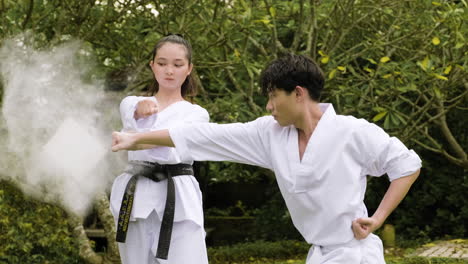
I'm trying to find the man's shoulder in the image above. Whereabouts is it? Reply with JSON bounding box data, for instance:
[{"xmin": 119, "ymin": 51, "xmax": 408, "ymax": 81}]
[
  {"xmin": 335, "ymin": 114, "xmax": 388, "ymax": 141},
  {"xmin": 248, "ymin": 115, "xmax": 279, "ymax": 128},
  {"xmin": 253, "ymin": 115, "xmax": 275, "ymax": 122},
  {"xmin": 335, "ymin": 114, "xmax": 369, "ymax": 128}
]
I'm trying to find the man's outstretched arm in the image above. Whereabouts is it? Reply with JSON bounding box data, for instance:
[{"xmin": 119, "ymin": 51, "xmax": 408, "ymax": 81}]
[
  {"xmin": 111, "ymin": 130, "xmax": 174, "ymax": 152},
  {"xmin": 112, "ymin": 118, "xmax": 272, "ymax": 168}
]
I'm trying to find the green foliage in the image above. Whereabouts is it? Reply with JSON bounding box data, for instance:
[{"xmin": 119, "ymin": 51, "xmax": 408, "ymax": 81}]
[
  {"xmin": 386, "ymin": 257, "xmax": 468, "ymax": 264},
  {"xmin": 251, "ymin": 191, "xmax": 302, "ymax": 241},
  {"xmin": 0, "ymin": 180, "xmax": 81, "ymax": 263},
  {"xmin": 365, "ymin": 147, "xmax": 467, "ymax": 241},
  {"xmin": 204, "ymin": 186, "xmax": 302, "ymax": 243},
  {"xmin": 207, "ymin": 240, "xmax": 309, "ymax": 264},
  {"xmin": 206, "ymin": 216, "xmax": 256, "ymax": 246},
  {"xmin": 322, "ymin": 1, "xmax": 467, "ymax": 162},
  {"xmin": 0, "ymin": 0, "xmax": 466, "ymax": 249}
]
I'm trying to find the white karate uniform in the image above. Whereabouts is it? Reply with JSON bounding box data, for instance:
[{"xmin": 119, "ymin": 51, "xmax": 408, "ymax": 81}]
[
  {"xmin": 110, "ymin": 96, "xmax": 209, "ymax": 264},
  {"xmin": 169, "ymin": 103, "xmax": 422, "ymax": 264}
]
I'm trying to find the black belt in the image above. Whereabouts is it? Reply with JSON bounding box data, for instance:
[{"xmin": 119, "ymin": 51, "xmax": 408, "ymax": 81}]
[{"xmin": 116, "ymin": 160, "xmax": 194, "ymax": 260}]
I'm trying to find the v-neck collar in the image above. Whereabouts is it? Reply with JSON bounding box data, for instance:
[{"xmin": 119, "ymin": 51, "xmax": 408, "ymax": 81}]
[
  {"xmin": 288, "ymin": 103, "xmax": 335, "ymax": 164},
  {"xmin": 286, "ymin": 103, "xmax": 336, "ymax": 192}
]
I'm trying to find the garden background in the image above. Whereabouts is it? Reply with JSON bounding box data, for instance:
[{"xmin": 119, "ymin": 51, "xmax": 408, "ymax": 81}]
[{"xmin": 0, "ymin": 0, "xmax": 466, "ymax": 263}]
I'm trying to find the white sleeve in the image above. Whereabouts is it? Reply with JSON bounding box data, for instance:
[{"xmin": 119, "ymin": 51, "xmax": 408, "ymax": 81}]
[
  {"xmin": 169, "ymin": 117, "xmax": 272, "ymax": 169},
  {"xmin": 119, "ymin": 96, "xmax": 157, "ymax": 131},
  {"xmin": 181, "ymin": 105, "xmax": 210, "ymax": 124},
  {"xmin": 359, "ymin": 122, "xmax": 422, "ymax": 181}
]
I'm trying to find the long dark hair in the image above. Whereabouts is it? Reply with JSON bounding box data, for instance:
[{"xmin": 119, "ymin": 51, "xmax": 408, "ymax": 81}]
[{"xmin": 148, "ymin": 34, "xmax": 197, "ymax": 98}]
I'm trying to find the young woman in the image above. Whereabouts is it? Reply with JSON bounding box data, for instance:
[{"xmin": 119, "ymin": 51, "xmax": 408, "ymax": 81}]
[{"xmin": 110, "ymin": 34, "xmax": 209, "ymax": 264}]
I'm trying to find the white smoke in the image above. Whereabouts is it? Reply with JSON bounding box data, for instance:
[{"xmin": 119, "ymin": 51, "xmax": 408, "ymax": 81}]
[{"xmin": 0, "ymin": 34, "xmax": 123, "ymax": 217}]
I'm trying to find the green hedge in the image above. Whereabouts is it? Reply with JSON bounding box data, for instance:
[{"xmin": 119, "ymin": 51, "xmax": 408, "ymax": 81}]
[
  {"xmin": 207, "ymin": 240, "xmax": 468, "ymax": 264},
  {"xmin": 205, "ymin": 216, "xmax": 256, "ymax": 246},
  {"xmin": 207, "ymin": 240, "xmax": 309, "ymax": 264},
  {"xmin": 0, "ymin": 180, "xmax": 81, "ymax": 264}
]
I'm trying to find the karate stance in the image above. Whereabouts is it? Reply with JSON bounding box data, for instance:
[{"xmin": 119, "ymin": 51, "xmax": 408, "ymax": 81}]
[
  {"xmin": 112, "ymin": 54, "xmax": 421, "ymax": 263},
  {"xmin": 110, "ymin": 34, "xmax": 209, "ymax": 264}
]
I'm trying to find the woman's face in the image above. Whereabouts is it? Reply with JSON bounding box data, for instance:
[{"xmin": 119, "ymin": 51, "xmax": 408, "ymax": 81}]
[{"xmin": 150, "ymin": 42, "xmax": 192, "ymax": 92}]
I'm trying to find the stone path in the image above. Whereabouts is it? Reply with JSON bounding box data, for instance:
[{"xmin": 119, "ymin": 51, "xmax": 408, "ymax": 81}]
[{"xmin": 414, "ymin": 239, "xmax": 468, "ymax": 259}]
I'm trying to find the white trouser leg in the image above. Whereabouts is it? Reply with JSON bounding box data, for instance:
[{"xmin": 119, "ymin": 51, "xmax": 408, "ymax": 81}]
[
  {"xmin": 306, "ymin": 233, "xmax": 385, "ymax": 264},
  {"xmin": 118, "ymin": 210, "xmax": 208, "ymax": 264},
  {"xmin": 118, "ymin": 212, "xmax": 157, "ymax": 264},
  {"xmin": 154, "ymin": 219, "xmax": 208, "ymax": 264},
  {"xmin": 306, "ymin": 244, "xmax": 323, "ymax": 263},
  {"xmin": 361, "ymin": 233, "xmax": 385, "ymax": 264}
]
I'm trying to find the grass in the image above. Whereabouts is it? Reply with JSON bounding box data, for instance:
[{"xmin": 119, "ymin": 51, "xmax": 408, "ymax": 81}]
[
  {"xmin": 208, "ymin": 257, "xmax": 468, "ymax": 264},
  {"xmin": 207, "ymin": 239, "xmax": 468, "ymax": 264},
  {"xmin": 218, "ymin": 257, "xmax": 468, "ymax": 264}
]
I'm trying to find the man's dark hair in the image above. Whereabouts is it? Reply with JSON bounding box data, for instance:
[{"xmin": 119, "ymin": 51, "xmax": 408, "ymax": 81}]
[{"xmin": 260, "ymin": 54, "xmax": 325, "ymax": 101}]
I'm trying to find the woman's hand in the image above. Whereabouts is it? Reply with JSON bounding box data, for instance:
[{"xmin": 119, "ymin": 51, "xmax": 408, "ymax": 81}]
[
  {"xmin": 134, "ymin": 99, "xmax": 158, "ymax": 120},
  {"xmin": 112, "ymin": 131, "xmax": 137, "ymax": 152}
]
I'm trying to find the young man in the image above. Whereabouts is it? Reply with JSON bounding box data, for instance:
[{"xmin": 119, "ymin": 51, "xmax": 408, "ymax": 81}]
[{"xmin": 112, "ymin": 54, "xmax": 421, "ymax": 263}]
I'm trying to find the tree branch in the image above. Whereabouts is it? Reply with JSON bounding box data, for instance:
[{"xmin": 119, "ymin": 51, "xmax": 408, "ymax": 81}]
[
  {"xmin": 291, "ymin": 0, "xmax": 304, "ymax": 52},
  {"xmin": 263, "ymin": 0, "xmax": 287, "ymax": 55},
  {"xmin": 68, "ymin": 214, "xmax": 104, "ymax": 264},
  {"xmin": 95, "ymin": 192, "xmax": 120, "ymax": 262},
  {"xmin": 434, "ymin": 97, "xmax": 467, "ymax": 163},
  {"xmin": 22, "ymin": 0, "xmax": 34, "ymax": 29},
  {"xmin": 305, "ymin": 0, "xmax": 319, "ymax": 57}
]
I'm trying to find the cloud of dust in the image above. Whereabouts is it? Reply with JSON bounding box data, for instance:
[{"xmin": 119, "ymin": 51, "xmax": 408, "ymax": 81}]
[{"xmin": 0, "ymin": 34, "xmax": 123, "ymax": 218}]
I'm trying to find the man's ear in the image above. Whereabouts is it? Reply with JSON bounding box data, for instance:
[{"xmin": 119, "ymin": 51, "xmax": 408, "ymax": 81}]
[{"xmin": 295, "ymin": 86, "xmax": 307, "ymax": 101}]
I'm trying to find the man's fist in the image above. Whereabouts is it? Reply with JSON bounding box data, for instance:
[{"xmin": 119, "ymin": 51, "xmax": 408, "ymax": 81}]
[
  {"xmin": 111, "ymin": 131, "xmax": 137, "ymax": 152},
  {"xmin": 352, "ymin": 217, "xmax": 380, "ymax": 240}
]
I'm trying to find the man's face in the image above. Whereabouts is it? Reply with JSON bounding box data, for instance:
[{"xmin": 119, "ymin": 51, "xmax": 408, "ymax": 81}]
[{"xmin": 266, "ymin": 89, "xmax": 297, "ymax": 126}]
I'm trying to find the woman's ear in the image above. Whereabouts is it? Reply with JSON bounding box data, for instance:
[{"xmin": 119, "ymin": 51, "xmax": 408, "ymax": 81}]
[{"xmin": 187, "ymin": 63, "xmax": 193, "ymax": 75}]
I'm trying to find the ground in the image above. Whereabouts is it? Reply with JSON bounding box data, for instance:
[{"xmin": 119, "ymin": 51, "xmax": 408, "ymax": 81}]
[
  {"xmin": 231, "ymin": 239, "xmax": 468, "ymax": 264},
  {"xmin": 412, "ymin": 239, "xmax": 468, "ymax": 259}
]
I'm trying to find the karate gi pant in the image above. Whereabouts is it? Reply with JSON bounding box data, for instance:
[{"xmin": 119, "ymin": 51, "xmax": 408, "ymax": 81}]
[
  {"xmin": 306, "ymin": 233, "xmax": 385, "ymax": 264},
  {"xmin": 117, "ymin": 210, "xmax": 208, "ymax": 264}
]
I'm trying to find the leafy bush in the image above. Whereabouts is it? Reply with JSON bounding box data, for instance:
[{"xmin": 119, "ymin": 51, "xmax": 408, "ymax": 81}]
[
  {"xmin": 208, "ymin": 240, "xmax": 309, "ymax": 264},
  {"xmin": 204, "ymin": 186, "xmax": 303, "ymax": 244},
  {"xmin": 205, "ymin": 216, "xmax": 256, "ymax": 246},
  {"xmin": 251, "ymin": 190, "xmax": 302, "ymax": 241},
  {"xmin": 365, "ymin": 148, "xmax": 467, "ymax": 241},
  {"xmin": 0, "ymin": 0, "xmax": 466, "ymax": 247},
  {"xmin": 0, "ymin": 180, "xmax": 81, "ymax": 264}
]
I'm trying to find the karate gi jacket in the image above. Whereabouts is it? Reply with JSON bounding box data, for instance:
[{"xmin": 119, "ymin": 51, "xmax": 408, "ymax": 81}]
[
  {"xmin": 169, "ymin": 103, "xmax": 421, "ymax": 247},
  {"xmin": 110, "ymin": 96, "xmax": 209, "ymax": 227}
]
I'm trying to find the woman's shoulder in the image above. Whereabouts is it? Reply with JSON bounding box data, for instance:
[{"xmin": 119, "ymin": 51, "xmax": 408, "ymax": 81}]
[
  {"xmin": 170, "ymin": 100, "xmax": 209, "ymax": 120},
  {"xmin": 180, "ymin": 100, "xmax": 208, "ymax": 112}
]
